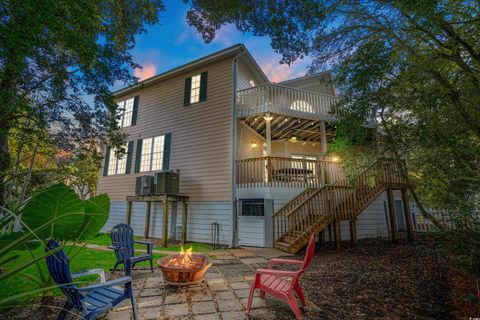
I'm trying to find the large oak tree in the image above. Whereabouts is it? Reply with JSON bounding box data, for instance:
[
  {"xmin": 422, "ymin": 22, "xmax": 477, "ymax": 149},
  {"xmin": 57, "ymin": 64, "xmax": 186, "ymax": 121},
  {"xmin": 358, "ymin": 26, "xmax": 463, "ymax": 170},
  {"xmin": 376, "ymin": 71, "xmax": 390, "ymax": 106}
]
[{"xmin": 0, "ymin": 0, "xmax": 165, "ymax": 206}]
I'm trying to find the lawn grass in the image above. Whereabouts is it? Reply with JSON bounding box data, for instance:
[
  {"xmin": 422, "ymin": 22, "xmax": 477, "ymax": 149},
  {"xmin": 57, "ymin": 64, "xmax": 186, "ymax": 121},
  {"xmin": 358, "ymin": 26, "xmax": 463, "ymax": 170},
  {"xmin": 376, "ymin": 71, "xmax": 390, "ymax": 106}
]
[
  {"xmin": 0, "ymin": 245, "xmax": 166, "ymax": 307},
  {"xmin": 87, "ymin": 233, "xmax": 216, "ymax": 253}
]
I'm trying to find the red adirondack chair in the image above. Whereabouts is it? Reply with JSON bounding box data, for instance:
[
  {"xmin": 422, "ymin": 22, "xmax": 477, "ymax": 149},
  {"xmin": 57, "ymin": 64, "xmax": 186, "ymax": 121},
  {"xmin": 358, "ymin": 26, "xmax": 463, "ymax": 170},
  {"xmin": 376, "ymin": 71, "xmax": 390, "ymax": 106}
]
[{"xmin": 246, "ymin": 233, "xmax": 316, "ymax": 320}]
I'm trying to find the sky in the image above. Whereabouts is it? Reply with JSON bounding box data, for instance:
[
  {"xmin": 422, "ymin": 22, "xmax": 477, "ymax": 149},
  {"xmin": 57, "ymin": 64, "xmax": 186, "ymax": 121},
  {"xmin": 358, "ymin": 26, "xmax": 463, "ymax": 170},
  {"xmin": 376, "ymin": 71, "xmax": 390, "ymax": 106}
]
[{"xmin": 118, "ymin": 0, "xmax": 312, "ymax": 90}]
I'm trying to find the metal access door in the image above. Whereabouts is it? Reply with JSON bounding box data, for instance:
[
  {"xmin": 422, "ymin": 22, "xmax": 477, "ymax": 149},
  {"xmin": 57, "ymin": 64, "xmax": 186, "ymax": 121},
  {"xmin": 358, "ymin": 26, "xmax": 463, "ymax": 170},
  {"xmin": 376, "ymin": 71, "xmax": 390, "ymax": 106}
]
[{"xmin": 237, "ymin": 199, "xmax": 274, "ymax": 247}]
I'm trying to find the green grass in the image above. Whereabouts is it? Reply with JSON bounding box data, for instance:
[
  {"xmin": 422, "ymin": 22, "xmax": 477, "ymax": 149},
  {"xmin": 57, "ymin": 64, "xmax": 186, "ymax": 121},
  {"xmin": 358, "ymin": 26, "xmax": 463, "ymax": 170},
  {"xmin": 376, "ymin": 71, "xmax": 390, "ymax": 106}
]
[
  {"xmin": 0, "ymin": 245, "xmax": 166, "ymax": 307},
  {"xmin": 87, "ymin": 233, "xmax": 216, "ymax": 253}
]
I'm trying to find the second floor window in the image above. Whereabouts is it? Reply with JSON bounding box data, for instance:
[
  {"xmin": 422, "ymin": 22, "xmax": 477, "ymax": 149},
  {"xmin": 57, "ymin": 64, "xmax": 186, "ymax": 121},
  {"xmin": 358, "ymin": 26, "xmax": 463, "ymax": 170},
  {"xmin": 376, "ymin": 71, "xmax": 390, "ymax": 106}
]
[
  {"xmin": 184, "ymin": 71, "xmax": 208, "ymax": 106},
  {"xmin": 140, "ymin": 135, "xmax": 165, "ymax": 172},
  {"xmin": 107, "ymin": 145, "xmax": 128, "ymax": 175},
  {"xmin": 116, "ymin": 97, "xmax": 134, "ymax": 127}
]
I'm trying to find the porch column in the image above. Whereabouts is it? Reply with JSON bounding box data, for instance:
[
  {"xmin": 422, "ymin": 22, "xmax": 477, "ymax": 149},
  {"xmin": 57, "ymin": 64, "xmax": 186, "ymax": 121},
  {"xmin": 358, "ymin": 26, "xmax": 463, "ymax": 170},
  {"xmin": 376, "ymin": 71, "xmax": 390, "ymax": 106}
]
[
  {"xmin": 125, "ymin": 201, "xmax": 133, "ymax": 225},
  {"xmin": 144, "ymin": 201, "xmax": 151, "ymax": 238},
  {"xmin": 264, "ymin": 113, "xmax": 272, "ymax": 156},
  {"xmin": 320, "ymin": 121, "xmax": 327, "ymax": 155},
  {"xmin": 387, "ymin": 189, "xmax": 398, "ymax": 242},
  {"xmin": 162, "ymin": 198, "xmax": 169, "ymax": 247},
  {"xmin": 349, "ymin": 220, "xmax": 357, "ymax": 247},
  {"xmin": 333, "ymin": 220, "xmax": 341, "ymax": 248},
  {"xmin": 401, "ymin": 189, "xmax": 415, "ymax": 241}
]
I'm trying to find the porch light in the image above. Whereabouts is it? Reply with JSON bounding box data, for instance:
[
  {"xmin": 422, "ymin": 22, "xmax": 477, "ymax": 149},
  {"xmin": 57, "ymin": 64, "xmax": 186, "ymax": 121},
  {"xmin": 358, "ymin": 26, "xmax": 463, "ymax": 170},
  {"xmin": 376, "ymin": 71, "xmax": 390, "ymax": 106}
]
[
  {"xmin": 312, "ymin": 143, "xmax": 316, "ymax": 146},
  {"xmin": 263, "ymin": 115, "xmax": 273, "ymax": 122},
  {"xmin": 291, "ymin": 137, "xmax": 297, "ymax": 142},
  {"xmin": 251, "ymin": 141, "xmax": 257, "ymax": 148},
  {"xmin": 333, "ymin": 156, "xmax": 340, "ymax": 162},
  {"xmin": 302, "ymin": 142, "xmax": 306, "ymax": 146}
]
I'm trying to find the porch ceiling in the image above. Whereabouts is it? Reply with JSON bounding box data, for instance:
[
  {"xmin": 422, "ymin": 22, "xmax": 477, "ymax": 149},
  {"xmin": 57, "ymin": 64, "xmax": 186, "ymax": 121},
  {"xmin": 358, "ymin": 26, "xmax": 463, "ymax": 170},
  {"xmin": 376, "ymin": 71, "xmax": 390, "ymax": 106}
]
[{"xmin": 241, "ymin": 113, "xmax": 335, "ymax": 142}]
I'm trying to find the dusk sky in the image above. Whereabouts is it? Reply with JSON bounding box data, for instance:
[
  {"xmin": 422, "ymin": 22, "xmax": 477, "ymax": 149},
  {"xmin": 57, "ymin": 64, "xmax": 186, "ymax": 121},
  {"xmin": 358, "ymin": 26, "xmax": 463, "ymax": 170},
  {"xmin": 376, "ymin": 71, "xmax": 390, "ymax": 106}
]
[{"xmin": 121, "ymin": 0, "xmax": 311, "ymax": 90}]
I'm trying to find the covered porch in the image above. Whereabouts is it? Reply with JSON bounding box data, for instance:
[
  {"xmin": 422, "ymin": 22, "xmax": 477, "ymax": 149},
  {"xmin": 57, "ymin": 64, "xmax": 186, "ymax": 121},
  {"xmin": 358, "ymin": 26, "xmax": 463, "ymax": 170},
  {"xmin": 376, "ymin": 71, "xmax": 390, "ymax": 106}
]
[{"xmin": 235, "ymin": 82, "xmax": 340, "ymax": 188}]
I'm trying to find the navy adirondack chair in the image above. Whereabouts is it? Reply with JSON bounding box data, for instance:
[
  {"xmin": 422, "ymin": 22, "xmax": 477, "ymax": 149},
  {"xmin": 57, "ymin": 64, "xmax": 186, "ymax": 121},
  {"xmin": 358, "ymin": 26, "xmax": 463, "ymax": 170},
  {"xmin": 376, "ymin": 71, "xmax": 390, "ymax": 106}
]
[
  {"xmin": 109, "ymin": 223, "xmax": 154, "ymax": 275},
  {"xmin": 45, "ymin": 240, "xmax": 138, "ymax": 320}
]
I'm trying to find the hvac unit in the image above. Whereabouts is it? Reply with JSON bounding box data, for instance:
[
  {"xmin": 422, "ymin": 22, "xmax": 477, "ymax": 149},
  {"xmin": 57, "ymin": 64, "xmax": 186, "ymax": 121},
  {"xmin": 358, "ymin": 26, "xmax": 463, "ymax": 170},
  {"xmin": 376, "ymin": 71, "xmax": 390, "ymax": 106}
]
[
  {"xmin": 135, "ymin": 175, "xmax": 155, "ymax": 195},
  {"xmin": 154, "ymin": 170, "xmax": 179, "ymax": 194}
]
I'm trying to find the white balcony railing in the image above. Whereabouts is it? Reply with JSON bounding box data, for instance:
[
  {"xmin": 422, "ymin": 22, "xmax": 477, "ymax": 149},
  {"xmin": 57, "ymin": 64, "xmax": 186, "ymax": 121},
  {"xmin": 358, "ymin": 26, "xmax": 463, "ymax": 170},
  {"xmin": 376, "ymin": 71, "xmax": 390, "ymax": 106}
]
[{"xmin": 236, "ymin": 83, "xmax": 338, "ymax": 120}]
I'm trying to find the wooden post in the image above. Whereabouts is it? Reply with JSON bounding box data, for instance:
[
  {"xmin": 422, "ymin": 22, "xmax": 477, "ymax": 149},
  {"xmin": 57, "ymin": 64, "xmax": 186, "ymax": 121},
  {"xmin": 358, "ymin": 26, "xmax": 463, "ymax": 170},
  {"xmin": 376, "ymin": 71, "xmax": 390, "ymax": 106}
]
[
  {"xmin": 162, "ymin": 199, "xmax": 169, "ymax": 247},
  {"xmin": 126, "ymin": 201, "xmax": 132, "ymax": 225},
  {"xmin": 265, "ymin": 113, "xmax": 272, "ymax": 156},
  {"xmin": 349, "ymin": 220, "xmax": 357, "ymax": 247},
  {"xmin": 327, "ymin": 224, "xmax": 333, "ymax": 243},
  {"xmin": 319, "ymin": 230, "xmax": 326, "ymax": 246},
  {"xmin": 144, "ymin": 201, "xmax": 151, "ymax": 238},
  {"xmin": 401, "ymin": 189, "xmax": 415, "ymax": 241},
  {"xmin": 320, "ymin": 121, "xmax": 328, "ymax": 156},
  {"xmin": 387, "ymin": 189, "xmax": 398, "ymax": 242},
  {"xmin": 333, "ymin": 220, "xmax": 341, "ymax": 248},
  {"xmin": 182, "ymin": 201, "xmax": 188, "ymax": 243}
]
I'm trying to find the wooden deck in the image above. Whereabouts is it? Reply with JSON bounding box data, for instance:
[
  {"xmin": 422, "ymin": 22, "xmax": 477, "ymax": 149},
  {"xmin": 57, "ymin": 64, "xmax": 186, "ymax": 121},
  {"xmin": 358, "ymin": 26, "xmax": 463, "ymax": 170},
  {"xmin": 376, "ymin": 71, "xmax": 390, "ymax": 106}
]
[
  {"xmin": 236, "ymin": 83, "xmax": 338, "ymax": 121},
  {"xmin": 236, "ymin": 157, "xmax": 344, "ymax": 188}
]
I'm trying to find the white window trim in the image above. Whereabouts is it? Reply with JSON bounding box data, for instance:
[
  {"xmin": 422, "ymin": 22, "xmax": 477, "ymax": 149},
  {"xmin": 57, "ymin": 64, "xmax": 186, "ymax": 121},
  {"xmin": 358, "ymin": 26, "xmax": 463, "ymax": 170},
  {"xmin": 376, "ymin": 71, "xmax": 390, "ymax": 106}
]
[
  {"xmin": 190, "ymin": 74, "xmax": 201, "ymax": 104},
  {"xmin": 107, "ymin": 145, "xmax": 128, "ymax": 176},
  {"xmin": 116, "ymin": 97, "xmax": 134, "ymax": 128},
  {"xmin": 140, "ymin": 135, "xmax": 165, "ymax": 172}
]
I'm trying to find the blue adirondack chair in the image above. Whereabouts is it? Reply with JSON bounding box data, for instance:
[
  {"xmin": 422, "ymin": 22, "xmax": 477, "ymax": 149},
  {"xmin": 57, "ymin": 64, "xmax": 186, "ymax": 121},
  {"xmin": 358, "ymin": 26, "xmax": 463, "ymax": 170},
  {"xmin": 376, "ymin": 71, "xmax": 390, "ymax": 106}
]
[
  {"xmin": 45, "ymin": 239, "xmax": 138, "ymax": 320},
  {"xmin": 109, "ymin": 223, "xmax": 154, "ymax": 275}
]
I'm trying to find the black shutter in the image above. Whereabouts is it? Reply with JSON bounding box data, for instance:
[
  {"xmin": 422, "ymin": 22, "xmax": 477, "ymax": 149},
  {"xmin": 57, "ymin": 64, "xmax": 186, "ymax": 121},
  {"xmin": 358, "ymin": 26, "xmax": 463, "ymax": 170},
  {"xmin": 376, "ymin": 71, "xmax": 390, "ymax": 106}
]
[
  {"xmin": 199, "ymin": 71, "xmax": 208, "ymax": 102},
  {"xmin": 125, "ymin": 141, "xmax": 134, "ymax": 174},
  {"xmin": 131, "ymin": 96, "xmax": 139, "ymax": 126},
  {"xmin": 103, "ymin": 146, "xmax": 111, "ymax": 176},
  {"xmin": 134, "ymin": 139, "xmax": 143, "ymax": 173},
  {"xmin": 184, "ymin": 77, "xmax": 192, "ymax": 106},
  {"xmin": 162, "ymin": 133, "xmax": 172, "ymax": 170}
]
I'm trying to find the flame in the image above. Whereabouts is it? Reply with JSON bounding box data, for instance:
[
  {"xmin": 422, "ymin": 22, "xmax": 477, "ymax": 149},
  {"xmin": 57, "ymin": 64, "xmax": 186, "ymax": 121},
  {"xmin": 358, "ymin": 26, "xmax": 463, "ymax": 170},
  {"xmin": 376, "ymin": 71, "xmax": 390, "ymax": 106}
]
[{"xmin": 168, "ymin": 245, "xmax": 196, "ymax": 268}]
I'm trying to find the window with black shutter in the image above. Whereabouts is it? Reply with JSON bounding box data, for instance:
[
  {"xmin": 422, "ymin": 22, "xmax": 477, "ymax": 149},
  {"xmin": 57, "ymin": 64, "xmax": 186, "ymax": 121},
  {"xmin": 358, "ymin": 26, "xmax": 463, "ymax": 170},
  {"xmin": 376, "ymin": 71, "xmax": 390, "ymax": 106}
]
[{"xmin": 184, "ymin": 71, "xmax": 208, "ymax": 106}]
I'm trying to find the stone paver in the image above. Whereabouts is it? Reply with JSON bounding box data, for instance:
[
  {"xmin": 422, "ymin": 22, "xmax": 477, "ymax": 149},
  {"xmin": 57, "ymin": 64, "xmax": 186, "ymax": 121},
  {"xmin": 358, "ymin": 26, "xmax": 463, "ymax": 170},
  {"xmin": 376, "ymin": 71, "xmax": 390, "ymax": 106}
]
[
  {"xmin": 106, "ymin": 247, "xmax": 316, "ymax": 320},
  {"xmin": 217, "ymin": 298, "xmax": 243, "ymax": 312},
  {"xmin": 214, "ymin": 290, "xmax": 236, "ymax": 300},
  {"xmin": 164, "ymin": 302, "xmax": 190, "ymax": 317},
  {"xmin": 164, "ymin": 292, "xmax": 188, "ymax": 304},
  {"xmin": 194, "ymin": 313, "xmax": 221, "ymax": 320},
  {"xmin": 191, "ymin": 301, "xmax": 217, "ymax": 314}
]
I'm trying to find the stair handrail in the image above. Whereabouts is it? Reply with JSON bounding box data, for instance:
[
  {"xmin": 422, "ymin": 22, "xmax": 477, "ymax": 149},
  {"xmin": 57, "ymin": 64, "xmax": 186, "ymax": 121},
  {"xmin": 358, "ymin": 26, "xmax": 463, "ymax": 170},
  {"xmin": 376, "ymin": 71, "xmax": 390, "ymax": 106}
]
[{"xmin": 273, "ymin": 158, "xmax": 406, "ymax": 244}]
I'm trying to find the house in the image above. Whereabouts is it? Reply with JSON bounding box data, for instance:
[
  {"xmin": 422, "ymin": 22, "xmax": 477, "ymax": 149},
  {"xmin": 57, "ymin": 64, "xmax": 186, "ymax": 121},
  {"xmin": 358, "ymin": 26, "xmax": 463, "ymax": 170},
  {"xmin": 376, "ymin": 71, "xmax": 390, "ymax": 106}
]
[{"xmin": 97, "ymin": 44, "xmax": 413, "ymax": 253}]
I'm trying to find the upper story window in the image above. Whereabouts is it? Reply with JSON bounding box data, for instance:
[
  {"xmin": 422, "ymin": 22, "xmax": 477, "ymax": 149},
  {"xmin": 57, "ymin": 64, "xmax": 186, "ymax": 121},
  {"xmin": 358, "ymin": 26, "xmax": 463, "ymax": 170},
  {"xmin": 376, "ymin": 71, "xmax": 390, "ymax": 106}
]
[
  {"xmin": 140, "ymin": 135, "xmax": 165, "ymax": 172},
  {"xmin": 184, "ymin": 72, "xmax": 208, "ymax": 106},
  {"xmin": 107, "ymin": 144, "xmax": 128, "ymax": 175},
  {"xmin": 190, "ymin": 74, "xmax": 201, "ymax": 103},
  {"xmin": 116, "ymin": 97, "xmax": 135, "ymax": 127}
]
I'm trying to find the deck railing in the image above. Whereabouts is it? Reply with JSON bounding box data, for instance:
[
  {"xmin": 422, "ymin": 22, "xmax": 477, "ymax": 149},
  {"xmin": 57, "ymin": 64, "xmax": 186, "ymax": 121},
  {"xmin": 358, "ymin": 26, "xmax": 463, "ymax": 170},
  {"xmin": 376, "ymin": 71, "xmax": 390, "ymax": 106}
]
[
  {"xmin": 236, "ymin": 157, "xmax": 346, "ymax": 188},
  {"xmin": 236, "ymin": 83, "xmax": 338, "ymax": 120}
]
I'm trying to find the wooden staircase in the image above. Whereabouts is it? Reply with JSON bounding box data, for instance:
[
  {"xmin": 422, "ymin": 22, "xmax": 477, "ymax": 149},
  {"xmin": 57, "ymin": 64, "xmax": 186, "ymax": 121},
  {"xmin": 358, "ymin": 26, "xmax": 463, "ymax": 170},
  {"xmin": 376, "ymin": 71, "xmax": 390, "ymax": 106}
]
[{"xmin": 272, "ymin": 160, "xmax": 407, "ymax": 253}]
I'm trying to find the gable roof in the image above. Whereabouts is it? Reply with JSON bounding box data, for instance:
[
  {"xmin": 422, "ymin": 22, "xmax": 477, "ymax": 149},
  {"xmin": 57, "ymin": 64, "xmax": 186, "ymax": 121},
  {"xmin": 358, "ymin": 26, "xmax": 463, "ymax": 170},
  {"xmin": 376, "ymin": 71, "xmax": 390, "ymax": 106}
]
[{"xmin": 113, "ymin": 43, "xmax": 269, "ymax": 97}]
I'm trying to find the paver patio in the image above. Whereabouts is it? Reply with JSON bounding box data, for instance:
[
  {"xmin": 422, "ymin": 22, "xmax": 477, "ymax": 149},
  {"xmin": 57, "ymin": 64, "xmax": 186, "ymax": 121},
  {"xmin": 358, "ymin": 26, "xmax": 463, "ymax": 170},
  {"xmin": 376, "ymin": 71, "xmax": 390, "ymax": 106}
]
[{"xmin": 105, "ymin": 248, "xmax": 321, "ymax": 320}]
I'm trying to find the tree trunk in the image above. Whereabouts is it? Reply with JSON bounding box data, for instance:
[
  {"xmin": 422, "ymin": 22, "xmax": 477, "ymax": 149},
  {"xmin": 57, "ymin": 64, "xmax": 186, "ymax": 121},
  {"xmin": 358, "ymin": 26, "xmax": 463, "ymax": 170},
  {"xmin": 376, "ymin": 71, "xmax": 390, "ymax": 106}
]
[
  {"xmin": 18, "ymin": 143, "xmax": 38, "ymax": 205},
  {"xmin": 0, "ymin": 124, "xmax": 11, "ymax": 207}
]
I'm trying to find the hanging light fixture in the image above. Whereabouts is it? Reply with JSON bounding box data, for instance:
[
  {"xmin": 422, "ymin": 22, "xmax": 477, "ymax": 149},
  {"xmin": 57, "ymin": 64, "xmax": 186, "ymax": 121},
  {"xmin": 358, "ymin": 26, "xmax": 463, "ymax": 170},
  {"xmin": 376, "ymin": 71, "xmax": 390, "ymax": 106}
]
[
  {"xmin": 291, "ymin": 136, "xmax": 297, "ymax": 142},
  {"xmin": 263, "ymin": 114, "xmax": 273, "ymax": 122}
]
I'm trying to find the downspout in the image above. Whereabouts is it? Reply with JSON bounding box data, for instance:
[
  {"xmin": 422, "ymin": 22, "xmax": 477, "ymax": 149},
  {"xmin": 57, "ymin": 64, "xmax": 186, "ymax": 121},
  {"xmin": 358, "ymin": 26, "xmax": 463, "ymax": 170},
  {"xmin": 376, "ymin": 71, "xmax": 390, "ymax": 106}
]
[{"xmin": 230, "ymin": 52, "xmax": 242, "ymax": 248}]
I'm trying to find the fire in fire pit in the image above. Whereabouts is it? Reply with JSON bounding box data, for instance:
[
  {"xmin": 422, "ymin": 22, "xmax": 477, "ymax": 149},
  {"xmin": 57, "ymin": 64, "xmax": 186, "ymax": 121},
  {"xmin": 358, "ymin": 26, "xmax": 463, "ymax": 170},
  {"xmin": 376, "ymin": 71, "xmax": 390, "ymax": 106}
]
[{"xmin": 158, "ymin": 246, "xmax": 212, "ymax": 286}]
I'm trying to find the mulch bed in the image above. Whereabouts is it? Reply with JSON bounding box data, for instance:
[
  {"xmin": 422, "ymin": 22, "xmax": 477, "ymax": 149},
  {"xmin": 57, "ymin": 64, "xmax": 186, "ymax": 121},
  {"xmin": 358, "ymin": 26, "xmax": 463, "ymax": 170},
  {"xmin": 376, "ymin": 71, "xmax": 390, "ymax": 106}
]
[{"xmin": 298, "ymin": 235, "xmax": 480, "ymax": 319}]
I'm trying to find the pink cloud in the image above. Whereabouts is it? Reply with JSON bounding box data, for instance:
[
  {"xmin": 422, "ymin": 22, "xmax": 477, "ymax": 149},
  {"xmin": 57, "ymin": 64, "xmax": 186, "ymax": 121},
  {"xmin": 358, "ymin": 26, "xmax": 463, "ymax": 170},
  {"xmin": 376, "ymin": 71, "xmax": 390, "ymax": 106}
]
[
  {"xmin": 260, "ymin": 60, "xmax": 306, "ymax": 83},
  {"xmin": 134, "ymin": 62, "xmax": 156, "ymax": 81}
]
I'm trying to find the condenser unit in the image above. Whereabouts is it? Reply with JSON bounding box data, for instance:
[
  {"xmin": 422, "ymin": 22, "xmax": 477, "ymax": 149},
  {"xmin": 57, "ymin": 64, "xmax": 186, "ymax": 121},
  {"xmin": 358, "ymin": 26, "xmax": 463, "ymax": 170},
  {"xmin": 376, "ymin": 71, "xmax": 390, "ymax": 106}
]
[
  {"xmin": 154, "ymin": 170, "xmax": 179, "ymax": 194},
  {"xmin": 135, "ymin": 175, "xmax": 155, "ymax": 195}
]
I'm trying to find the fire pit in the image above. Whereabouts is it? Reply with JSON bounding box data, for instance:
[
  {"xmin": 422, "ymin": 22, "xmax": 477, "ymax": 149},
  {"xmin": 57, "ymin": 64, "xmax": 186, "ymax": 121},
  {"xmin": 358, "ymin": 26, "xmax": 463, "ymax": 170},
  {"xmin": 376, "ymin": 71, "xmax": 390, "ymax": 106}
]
[{"xmin": 157, "ymin": 246, "xmax": 212, "ymax": 286}]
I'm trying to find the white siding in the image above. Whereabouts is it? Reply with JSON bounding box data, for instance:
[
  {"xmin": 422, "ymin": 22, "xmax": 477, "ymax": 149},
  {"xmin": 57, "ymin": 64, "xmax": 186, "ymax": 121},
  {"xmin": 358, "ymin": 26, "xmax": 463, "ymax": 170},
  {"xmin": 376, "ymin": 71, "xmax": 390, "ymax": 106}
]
[{"xmin": 102, "ymin": 201, "xmax": 232, "ymax": 245}]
